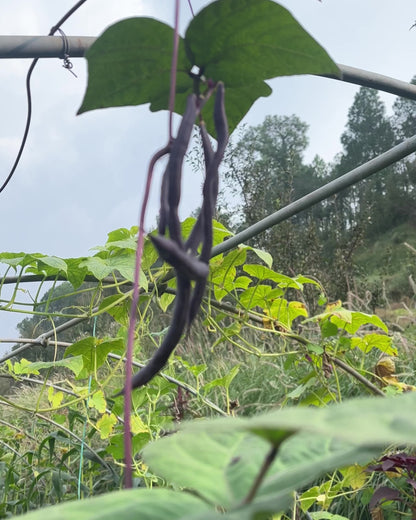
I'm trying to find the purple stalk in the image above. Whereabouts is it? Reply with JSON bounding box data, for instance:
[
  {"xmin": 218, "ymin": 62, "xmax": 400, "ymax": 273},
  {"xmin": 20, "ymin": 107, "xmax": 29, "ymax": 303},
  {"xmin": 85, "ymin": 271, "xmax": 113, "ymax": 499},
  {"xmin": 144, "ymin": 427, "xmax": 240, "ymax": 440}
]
[
  {"xmin": 168, "ymin": 0, "xmax": 180, "ymax": 141},
  {"xmin": 123, "ymin": 146, "xmax": 169, "ymax": 488},
  {"xmin": 123, "ymin": 0, "xmax": 181, "ymax": 489}
]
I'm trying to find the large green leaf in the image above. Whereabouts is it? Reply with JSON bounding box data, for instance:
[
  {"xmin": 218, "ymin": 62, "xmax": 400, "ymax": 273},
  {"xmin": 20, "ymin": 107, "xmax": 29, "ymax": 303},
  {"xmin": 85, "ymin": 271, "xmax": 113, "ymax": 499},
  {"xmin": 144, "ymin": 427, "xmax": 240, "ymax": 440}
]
[
  {"xmin": 78, "ymin": 18, "xmax": 190, "ymax": 115},
  {"xmin": 19, "ymin": 488, "xmax": 212, "ymax": 520},
  {"xmin": 143, "ymin": 430, "xmax": 378, "ymax": 516},
  {"xmin": 181, "ymin": 391, "xmax": 416, "ymax": 448},
  {"xmin": 23, "ymin": 356, "xmax": 84, "ymax": 378},
  {"xmin": 64, "ymin": 337, "xmax": 124, "ymax": 376},
  {"xmin": 37, "ymin": 256, "xmax": 68, "ymax": 275},
  {"xmin": 78, "ymin": 1, "xmax": 339, "ymax": 134},
  {"xmin": 185, "ymin": 0, "xmax": 339, "ymax": 85}
]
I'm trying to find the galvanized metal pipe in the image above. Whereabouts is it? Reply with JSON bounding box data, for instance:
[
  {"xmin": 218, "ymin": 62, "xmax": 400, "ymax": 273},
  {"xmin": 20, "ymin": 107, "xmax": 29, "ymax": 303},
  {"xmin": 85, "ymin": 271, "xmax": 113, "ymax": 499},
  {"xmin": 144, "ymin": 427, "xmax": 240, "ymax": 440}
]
[
  {"xmin": 323, "ymin": 63, "xmax": 416, "ymax": 101},
  {"xmin": 0, "ymin": 35, "xmax": 95, "ymax": 58},
  {"xmin": 211, "ymin": 134, "xmax": 416, "ymax": 257},
  {"xmin": 1, "ymin": 36, "xmax": 416, "ymax": 100}
]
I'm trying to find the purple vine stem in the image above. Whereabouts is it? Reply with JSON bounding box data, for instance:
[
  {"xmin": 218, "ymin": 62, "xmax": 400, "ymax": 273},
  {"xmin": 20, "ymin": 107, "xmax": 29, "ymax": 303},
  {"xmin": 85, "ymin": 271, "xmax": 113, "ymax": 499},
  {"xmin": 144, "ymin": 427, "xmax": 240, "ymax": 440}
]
[
  {"xmin": 168, "ymin": 0, "xmax": 180, "ymax": 141},
  {"xmin": 123, "ymin": 146, "xmax": 170, "ymax": 488},
  {"xmin": 123, "ymin": 0, "xmax": 181, "ymax": 489}
]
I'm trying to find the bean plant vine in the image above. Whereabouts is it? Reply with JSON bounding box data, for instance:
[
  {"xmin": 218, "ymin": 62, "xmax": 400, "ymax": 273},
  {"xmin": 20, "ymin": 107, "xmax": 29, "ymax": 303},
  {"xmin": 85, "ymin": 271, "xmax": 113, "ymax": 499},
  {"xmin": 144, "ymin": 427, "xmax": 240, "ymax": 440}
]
[{"xmin": 1, "ymin": 1, "xmax": 416, "ymax": 519}]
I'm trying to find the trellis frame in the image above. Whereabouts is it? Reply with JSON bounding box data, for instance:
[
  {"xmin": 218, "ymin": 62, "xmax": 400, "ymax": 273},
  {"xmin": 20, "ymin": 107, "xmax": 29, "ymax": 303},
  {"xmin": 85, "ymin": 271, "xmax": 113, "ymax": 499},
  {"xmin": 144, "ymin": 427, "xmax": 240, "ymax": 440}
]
[{"xmin": 1, "ymin": 35, "xmax": 416, "ymax": 359}]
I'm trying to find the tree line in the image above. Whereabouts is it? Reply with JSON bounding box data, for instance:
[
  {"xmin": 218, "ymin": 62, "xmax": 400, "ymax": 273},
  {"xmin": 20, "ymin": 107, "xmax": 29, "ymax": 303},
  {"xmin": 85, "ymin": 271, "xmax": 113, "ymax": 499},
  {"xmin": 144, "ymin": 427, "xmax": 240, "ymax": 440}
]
[{"xmin": 220, "ymin": 81, "xmax": 416, "ymax": 303}]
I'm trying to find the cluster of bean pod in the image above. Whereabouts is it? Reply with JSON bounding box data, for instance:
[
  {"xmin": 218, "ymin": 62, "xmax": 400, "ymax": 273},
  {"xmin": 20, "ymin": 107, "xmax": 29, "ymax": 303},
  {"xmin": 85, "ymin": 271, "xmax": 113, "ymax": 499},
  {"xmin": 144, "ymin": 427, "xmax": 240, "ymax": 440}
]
[{"xmin": 119, "ymin": 82, "xmax": 228, "ymax": 395}]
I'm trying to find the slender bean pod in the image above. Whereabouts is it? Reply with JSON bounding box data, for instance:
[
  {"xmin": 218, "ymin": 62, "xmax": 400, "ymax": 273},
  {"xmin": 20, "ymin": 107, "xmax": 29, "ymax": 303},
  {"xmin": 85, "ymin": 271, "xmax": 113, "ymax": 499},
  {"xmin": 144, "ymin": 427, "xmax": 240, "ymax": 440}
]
[
  {"xmin": 124, "ymin": 85, "xmax": 228, "ymax": 392},
  {"xmin": 188, "ymin": 83, "xmax": 228, "ymax": 326},
  {"xmin": 168, "ymin": 94, "xmax": 197, "ymax": 244},
  {"xmin": 115, "ymin": 274, "xmax": 191, "ymax": 395},
  {"xmin": 185, "ymin": 121, "xmax": 215, "ymax": 255},
  {"xmin": 150, "ymin": 234, "xmax": 209, "ymax": 281},
  {"xmin": 159, "ymin": 94, "xmax": 196, "ymax": 240}
]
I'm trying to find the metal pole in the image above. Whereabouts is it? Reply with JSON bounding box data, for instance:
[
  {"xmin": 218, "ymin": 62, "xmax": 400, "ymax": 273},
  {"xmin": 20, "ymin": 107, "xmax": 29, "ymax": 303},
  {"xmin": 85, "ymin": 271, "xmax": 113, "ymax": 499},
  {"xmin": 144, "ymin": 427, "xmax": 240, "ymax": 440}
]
[
  {"xmin": 1, "ymin": 36, "xmax": 416, "ymax": 99},
  {"xmin": 0, "ymin": 35, "xmax": 95, "ymax": 58},
  {"xmin": 211, "ymin": 134, "xmax": 416, "ymax": 257},
  {"xmin": 321, "ymin": 63, "xmax": 416, "ymax": 101}
]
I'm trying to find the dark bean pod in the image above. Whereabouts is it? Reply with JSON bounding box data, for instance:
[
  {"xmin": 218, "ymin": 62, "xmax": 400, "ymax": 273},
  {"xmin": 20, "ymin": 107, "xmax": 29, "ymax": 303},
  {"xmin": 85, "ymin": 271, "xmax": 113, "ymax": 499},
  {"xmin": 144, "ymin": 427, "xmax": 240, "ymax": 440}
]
[
  {"xmin": 150, "ymin": 234, "xmax": 209, "ymax": 281},
  {"xmin": 188, "ymin": 83, "xmax": 228, "ymax": 327},
  {"xmin": 115, "ymin": 275, "xmax": 191, "ymax": 395},
  {"xmin": 123, "ymin": 84, "xmax": 228, "ymax": 393}
]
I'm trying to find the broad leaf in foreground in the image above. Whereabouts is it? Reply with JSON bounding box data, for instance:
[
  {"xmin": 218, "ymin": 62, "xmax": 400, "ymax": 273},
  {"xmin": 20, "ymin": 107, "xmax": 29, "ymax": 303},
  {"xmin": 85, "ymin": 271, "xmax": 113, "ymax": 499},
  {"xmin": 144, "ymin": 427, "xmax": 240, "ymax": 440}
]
[
  {"xmin": 143, "ymin": 430, "xmax": 379, "ymax": 516},
  {"xmin": 18, "ymin": 488, "xmax": 211, "ymax": 520}
]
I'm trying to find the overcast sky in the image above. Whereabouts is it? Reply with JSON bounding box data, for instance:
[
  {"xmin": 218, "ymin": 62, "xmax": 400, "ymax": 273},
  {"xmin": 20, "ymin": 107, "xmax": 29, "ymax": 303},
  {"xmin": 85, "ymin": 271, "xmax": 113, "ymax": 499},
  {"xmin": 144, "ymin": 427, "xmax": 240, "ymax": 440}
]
[{"xmin": 1, "ymin": 0, "xmax": 416, "ymax": 347}]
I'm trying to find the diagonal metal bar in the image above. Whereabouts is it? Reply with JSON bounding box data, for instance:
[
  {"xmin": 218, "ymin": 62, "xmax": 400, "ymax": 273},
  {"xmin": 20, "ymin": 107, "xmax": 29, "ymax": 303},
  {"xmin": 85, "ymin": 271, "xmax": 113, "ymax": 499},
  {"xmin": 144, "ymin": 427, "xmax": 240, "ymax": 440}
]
[
  {"xmin": 0, "ymin": 311, "xmax": 95, "ymax": 363},
  {"xmin": 320, "ymin": 63, "xmax": 416, "ymax": 100},
  {"xmin": 211, "ymin": 134, "xmax": 416, "ymax": 257}
]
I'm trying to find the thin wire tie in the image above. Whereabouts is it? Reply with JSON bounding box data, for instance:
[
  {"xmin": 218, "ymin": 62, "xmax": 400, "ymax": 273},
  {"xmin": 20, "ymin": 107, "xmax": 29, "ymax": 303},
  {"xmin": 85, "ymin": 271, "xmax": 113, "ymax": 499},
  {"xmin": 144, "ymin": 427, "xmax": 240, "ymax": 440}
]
[{"xmin": 57, "ymin": 28, "xmax": 77, "ymax": 77}]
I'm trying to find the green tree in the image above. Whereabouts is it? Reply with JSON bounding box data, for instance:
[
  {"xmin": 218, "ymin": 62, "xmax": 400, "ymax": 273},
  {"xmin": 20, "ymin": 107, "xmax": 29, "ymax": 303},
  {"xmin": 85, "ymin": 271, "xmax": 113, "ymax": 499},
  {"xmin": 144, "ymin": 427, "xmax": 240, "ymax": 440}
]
[
  {"xmin": 333, "ymin": 87, "xmax": 397, "ymax": 238},
  {"xmin": 391, "ymin": 76, "xmax": 416, "ymax": 223},
  {"xmin": 392, "ymin": 75, "xmax": 416, "ymax": 139},
  {"xmin": 223, "ymin": 115, "xmax": 327, "ymax": 277}
]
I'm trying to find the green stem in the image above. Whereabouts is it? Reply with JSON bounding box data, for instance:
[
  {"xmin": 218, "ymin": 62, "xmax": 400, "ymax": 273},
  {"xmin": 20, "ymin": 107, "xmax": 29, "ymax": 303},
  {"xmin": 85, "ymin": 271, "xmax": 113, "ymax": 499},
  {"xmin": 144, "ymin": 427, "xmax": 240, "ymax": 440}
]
[{"xmin": 242, "ymin": 445, "xmax": 278, "ymax": 505}]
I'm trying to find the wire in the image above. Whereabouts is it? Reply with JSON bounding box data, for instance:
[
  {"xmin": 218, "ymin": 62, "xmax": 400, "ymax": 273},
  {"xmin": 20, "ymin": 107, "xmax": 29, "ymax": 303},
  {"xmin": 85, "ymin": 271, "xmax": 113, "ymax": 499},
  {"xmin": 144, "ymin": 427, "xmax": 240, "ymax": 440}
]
[
  {"xmin": 187, "ymin": 0, "xmax": 195, "ymax": 17},
  {"xmin": 0, "ymin": 0, "xmax": 88, "ymax": 195}
]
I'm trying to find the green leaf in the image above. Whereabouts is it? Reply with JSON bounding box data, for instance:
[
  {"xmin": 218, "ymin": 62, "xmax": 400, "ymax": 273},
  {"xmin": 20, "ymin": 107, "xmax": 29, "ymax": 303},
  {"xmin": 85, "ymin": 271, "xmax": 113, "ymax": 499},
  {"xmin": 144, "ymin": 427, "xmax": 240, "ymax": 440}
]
[
  {"xmin": 26, "ymin": 356, "xmax": 84, "ymax": 378},
  {"xmin": 0, "ymin": 252, "xmax": 37, "ymax": 269},
  {"xmin": 11, "ymin": 358, "xmax": 39, "ymax": 375},
  {"xmin": 339, "ymin": 311, "xmax": 388, "ymax": 335},
  {"xmin": 142, "ymin": 238, "xmax": 160, "ymax": 271},
  {"xmin": 239, "ymin": 285, "xmax": 283, "ymax": 309},
  {"xmin": 186, "ymin": 0, "xmax": 339, "ymax": 86},
  {"xmin": 198, "ymin": 80, "xmax": 273, "ymax": 136},
  {"xmin": 211, "ymin": 248, "xmax": 247, "ymax": 301},
  {"xmin": 212, "ymin": 219, "xmax": 234, "ymax": 245},
  {"xmin": 187, "ymin": 391, "xmax": 416, "ymax": 448},
  {"xmin": 144, "ymin": 430, "xmax": 276, "ymax": 507},
  {"xmin": 159, "ymin": 292, "xmax": 176, "ymax": 312},
  {"xmin": 293, "ymin": 275, "xmax": 322, "ymax": 289},
  {"xmin": 19, "ymin": 488, "xmax": 212, "ymax": 520},
  {"xmin": 96, "ymin": 413, "xmax": 117, "ymax": 439},
  {"xmin": 78, "ymin": 18, "xmax": 190, "ymax": 115},
  {"xmin": 243, "ymin": 264, "xmax": 303, "ymax": 289},
  {"xmin": 79, "ymin": 254, "xmax": 147, "ymax": 288},
  {"xmin": 350, "ymin": 334, "xmax": 397, "ymax": 356},
  {"xmin": 66, "ymin": 258, "xmax": 88, "ymax": 288},
  {"xmin": 107, "ymin": 227, "xmax": 137, "ymax": 243},
  {"xmin": 89, "ymin": 390, "xmax": 107, "ymax": 414},
  {"xmin": 309, "ymin": 514, "xmax": 351, "ymax": 520},
  {"xmin": 204, "ymin": 365, "xmax": 240, "ymax": 395},
  {"xmin": 243, "ymin": 246, "xmax": 273, "ymax": 268},
  {"xmin": 269, "ymin": 299, "xmax": 308, "ymax": 328},
  {"xmin": 320, "ymin": 319, "xmax": 339, "ymax": 338},
  {"xmin": 65, "ymin": 337, "xmax": 124, "ymax": 375},
  {"xmin": 309, "ymin": 306, "xmax": 388, "ymax": 335},
  {"xmin": 37, "ymin": 256, "xmax": 67, "ymax": 274},
  {"xmin": 107, "ymin": 252, "xmax": 148, "ymax": 290},
  {"xmin": 233, "ymin": 276, "xmax": 252, "ymax": 290},
  {"xmin": 99, "ymin": 294, "xmax": 131, "ymax": 326},
  {"xmin": 143, "ymin": 430, "xmax": 377, "ymax": 516},
  {"xmin": 78, "ymin": 1, "xmax": 338, "ymax": 134},
  {"xmin": 79, "ymin": 257, "xmax": 112, "ymax": 280},
  {"xmin": 178, "ymin": 357, "xmax": 207, "ymax": 378},
  {"xmin": 48, "ymin": 387, "xmax": 64, "ymax": 408}
]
